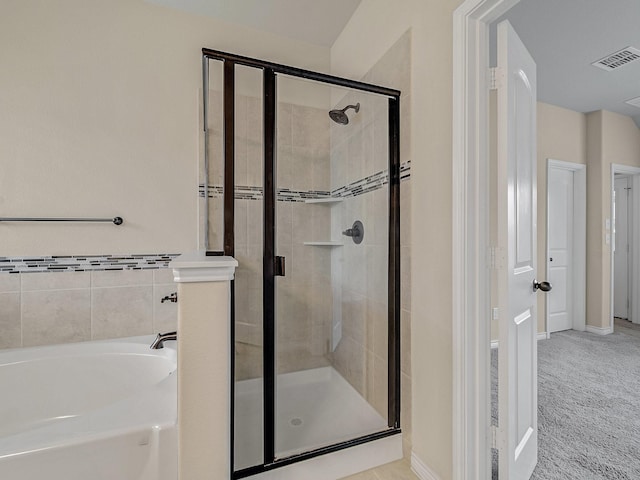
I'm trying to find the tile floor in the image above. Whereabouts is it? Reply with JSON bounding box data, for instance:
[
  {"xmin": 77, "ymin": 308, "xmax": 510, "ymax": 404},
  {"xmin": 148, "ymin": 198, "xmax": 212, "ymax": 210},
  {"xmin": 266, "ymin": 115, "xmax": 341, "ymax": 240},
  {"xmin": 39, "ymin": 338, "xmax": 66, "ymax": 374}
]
[{"xmin": 340, "ymin": 459, "xmax": 419, "ymax": 479}]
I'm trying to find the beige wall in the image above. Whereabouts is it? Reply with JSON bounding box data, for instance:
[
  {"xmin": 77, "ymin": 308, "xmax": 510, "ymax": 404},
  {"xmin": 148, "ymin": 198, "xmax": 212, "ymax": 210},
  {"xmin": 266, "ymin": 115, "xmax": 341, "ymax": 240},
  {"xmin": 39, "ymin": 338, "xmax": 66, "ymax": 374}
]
[
  {"xmin": 586, "ymin": 110, "xmax": 640, "ymax": 329},
  {"xmin": 333, "ymin": 1, "xmax": 458, "ymax": 477},
  {"xmin": 0, "ymin": 0, "xmax": 329, "ymax": 257}
]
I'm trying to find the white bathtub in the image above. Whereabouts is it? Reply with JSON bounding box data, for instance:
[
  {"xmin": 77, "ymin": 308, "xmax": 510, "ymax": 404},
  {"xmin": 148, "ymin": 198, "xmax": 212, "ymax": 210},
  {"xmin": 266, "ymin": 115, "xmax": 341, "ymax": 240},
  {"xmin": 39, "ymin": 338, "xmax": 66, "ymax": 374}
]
[{"xmin": 0, "ymin": 336, "xmax": 177, "ymax": 480}]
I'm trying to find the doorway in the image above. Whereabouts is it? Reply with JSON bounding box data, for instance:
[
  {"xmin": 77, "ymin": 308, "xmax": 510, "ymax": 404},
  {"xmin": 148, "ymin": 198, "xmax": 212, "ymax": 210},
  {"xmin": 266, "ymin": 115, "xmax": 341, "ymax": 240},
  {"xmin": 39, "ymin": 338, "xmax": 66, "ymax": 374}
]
[
  {"xmin": 613, "ymin": 175, "xmax": 631, "ymax": 321},
  {"xmin": 611, "ymin": 164, "xmax": 640, "ymax": 330},
  {"xmin": 546, "ymin": 159, "xmax": 586, "ymax": 334},
  {"xmin": 454, "ymin": 1, "xmax": 640, "ymax": 479}
]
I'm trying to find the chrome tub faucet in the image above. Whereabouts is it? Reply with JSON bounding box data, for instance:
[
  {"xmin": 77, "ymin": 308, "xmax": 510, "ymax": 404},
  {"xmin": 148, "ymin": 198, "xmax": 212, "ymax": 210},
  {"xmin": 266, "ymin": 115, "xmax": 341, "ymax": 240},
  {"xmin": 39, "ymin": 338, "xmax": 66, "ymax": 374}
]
[
  {"xmin": 150, "ymin": 331, "xmax": 177, "ymax": 349},
  {"xmin": 161, "ymin": 292, "xmax": 178, "ymax": 303}
]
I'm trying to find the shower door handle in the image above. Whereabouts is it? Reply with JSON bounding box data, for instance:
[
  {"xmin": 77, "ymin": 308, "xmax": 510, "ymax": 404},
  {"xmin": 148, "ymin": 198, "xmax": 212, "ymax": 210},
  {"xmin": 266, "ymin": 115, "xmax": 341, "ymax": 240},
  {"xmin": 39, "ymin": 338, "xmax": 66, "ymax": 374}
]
[{"xmin": 274, "ymin": 256, "xmax": 286, "ymax": 276}]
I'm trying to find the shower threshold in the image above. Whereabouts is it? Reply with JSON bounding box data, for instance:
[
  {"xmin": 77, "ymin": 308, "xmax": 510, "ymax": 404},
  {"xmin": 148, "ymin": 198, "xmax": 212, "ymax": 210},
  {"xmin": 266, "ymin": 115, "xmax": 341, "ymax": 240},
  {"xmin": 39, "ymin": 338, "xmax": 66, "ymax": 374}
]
[{"xmin": 235, "ymin": 366, "xmax": 398, "ymax": 477}]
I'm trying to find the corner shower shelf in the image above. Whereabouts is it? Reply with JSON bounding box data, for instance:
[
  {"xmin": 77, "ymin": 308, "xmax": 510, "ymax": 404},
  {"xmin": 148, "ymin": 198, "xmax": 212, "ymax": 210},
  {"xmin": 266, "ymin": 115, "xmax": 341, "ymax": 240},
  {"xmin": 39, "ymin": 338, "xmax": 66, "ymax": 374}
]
[
  {"xmin": 304, "ymin": 198, "xmax": 343, "ymax": 204},
  {"xmin": 303, "ymin": 241, "xmax": 344, "ymax": 246}
]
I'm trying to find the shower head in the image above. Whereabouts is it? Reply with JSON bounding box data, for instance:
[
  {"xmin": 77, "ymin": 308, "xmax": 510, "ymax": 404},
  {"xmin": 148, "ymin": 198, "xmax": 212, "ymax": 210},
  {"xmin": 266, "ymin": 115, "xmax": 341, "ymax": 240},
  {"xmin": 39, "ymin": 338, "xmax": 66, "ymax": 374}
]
[{"xmin": 328, "ymin": 103, "xmax": 360, "ymax": 125}]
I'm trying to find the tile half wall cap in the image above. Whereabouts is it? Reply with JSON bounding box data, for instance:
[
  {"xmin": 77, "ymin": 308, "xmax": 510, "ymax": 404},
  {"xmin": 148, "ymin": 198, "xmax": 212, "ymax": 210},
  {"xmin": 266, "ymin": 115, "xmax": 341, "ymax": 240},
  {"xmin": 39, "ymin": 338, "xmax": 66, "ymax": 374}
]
[{"xmin": 170, "ymin": 251, "xmax": 238, "ymax": 283}]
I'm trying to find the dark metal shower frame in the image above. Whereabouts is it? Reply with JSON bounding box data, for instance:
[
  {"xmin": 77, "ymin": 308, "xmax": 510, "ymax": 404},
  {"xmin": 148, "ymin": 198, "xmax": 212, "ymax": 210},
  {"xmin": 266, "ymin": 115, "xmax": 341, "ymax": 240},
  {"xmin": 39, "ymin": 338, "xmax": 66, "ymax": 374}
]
[{"xmin": 202, "ymin": 48, "xmax": 401, "ymax": 479}]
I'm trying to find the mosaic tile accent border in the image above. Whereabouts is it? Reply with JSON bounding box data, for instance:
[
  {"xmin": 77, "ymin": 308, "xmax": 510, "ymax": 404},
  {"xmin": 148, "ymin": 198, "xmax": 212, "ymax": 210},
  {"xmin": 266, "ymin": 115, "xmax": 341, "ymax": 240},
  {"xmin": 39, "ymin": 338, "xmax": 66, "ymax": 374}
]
[
  {"xmin": 199, "ymin": 160, "xmax": 411, "ymax": 201},
  {"xmin": 198, "ymin": 185, "xmax": 224, "ymax": 198},
  {"xmin": 0, "ymin": 254, "xmax": 179, "ymax": 274},
  {"xmin": 400, "ymin": 160, "xmax": 411, "ymax": 180},
  {"xmin": 277, "ymin": 188, "xmax": 331, "ymax": 202},
  {"xmin": 332, "ymin": 161, "xmax": 411, "ymax": 198},
  {"xmin": 199, "ymin": 185, "xmax": 330, "ymax": 203}
]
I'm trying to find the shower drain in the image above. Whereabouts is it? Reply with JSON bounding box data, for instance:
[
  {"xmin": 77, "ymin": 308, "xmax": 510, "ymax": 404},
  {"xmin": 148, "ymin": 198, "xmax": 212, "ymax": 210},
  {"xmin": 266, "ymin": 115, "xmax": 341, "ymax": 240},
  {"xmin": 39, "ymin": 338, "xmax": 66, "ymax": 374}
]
[{"xmin": 290, "ymin": 417, "xmax": 303, "ymax": 427}]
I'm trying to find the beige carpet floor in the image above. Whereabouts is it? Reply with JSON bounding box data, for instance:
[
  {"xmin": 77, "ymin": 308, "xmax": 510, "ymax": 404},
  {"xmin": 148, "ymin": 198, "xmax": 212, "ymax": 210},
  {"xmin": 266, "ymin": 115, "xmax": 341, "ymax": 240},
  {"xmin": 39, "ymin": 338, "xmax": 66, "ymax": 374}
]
[{"xmin": 493, "ymin": 320, "xmax": 640, "ymax": 479}]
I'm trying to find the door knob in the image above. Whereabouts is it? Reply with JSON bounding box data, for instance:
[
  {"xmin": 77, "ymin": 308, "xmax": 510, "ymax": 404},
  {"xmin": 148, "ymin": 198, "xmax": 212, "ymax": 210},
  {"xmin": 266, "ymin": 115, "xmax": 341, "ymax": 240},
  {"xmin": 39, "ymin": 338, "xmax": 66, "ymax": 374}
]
[{"xmin": 533, "ymin": 280, "xmax": 552, "ymax": 292}]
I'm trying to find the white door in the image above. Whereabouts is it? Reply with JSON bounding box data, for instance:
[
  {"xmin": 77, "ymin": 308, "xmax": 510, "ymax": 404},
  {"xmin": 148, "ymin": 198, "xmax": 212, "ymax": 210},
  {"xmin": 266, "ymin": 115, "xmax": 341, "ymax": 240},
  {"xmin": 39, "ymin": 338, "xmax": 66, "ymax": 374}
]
[
  {"xmin": 614, "ymin": 176, "xmax": 630, "ymax": 319},
  {"xmin": 496, "ymin": 20, "xmax": 539, "ymax": 480},
  {"xmin": 548, "ymin": 167, "xmax": 574, "ymax": 333}
]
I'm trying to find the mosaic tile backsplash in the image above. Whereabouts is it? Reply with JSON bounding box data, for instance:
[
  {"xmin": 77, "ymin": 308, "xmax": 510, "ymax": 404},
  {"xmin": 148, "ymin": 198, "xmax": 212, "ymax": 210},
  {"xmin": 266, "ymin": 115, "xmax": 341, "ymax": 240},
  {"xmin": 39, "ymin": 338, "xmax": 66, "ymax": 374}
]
[{"xmin": 0, "ymin": 254, "xmax": 179, "ymax": 274}]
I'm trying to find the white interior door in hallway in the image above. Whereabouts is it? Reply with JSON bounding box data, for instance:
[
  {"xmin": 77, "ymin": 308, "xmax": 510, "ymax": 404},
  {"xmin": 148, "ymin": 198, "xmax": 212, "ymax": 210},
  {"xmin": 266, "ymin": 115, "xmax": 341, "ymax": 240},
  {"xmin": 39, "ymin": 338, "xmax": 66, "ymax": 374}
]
[
  {"xmin": 614, "ymin": 175, "xmax": 631, "ymax": 320},
  {"xmin": 545, "ymin": 160, "xmax": 586, "ymax": 335},
  {"xmin": 547, "ymin": 167, "xmax": 573, "ymax": 332},
  {"xmin": 496, "ymin": 20, "xmax": 540, "ymax": 480}
]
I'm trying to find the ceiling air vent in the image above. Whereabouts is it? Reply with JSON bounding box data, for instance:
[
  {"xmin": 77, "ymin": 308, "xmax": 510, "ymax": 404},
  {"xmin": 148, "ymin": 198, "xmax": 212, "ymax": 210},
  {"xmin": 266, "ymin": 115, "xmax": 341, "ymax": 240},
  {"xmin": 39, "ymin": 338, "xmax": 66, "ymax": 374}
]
[
  {"xmin": 625, "ymin": 96, "xmax": 640, "ymax": 108},
  {"xmin": 592, "ymin": 47, "xmax": 640, "ymax": 71}
]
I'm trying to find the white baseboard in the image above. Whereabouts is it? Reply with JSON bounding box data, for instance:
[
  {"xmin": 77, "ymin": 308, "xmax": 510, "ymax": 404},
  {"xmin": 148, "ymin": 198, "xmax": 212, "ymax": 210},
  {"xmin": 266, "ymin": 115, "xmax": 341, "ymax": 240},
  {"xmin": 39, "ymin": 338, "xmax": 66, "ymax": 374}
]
[
  {"xmin": 585, "ymin": 325, "xmax": 613, "ymax": 335},
  {"xmin": 491, "ymin": 332, "xmax": 548, "ymax": 349},
  {"xmin": 538, "ymin": 331, "xmax": 550, "ymax": 341},
  {"xmin": 411, "ymin": 452, "xmax": 441, "ymax": 480}
]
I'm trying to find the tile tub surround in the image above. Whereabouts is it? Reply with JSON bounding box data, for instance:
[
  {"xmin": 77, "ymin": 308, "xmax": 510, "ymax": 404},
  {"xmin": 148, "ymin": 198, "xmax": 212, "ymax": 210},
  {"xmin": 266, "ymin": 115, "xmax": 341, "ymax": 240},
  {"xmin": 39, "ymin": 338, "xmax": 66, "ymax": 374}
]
[{"xmin": 0, "ymin": 265, "xmax": 178, "ymax": 349}]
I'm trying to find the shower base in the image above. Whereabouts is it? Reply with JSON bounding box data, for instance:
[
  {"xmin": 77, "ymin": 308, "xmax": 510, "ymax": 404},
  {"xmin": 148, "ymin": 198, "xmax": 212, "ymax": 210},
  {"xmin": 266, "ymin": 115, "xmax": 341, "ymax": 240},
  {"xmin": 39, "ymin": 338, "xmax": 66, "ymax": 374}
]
[{"xmin": 235, "ymin": 366, "xmax": 400, "ymax": 478}]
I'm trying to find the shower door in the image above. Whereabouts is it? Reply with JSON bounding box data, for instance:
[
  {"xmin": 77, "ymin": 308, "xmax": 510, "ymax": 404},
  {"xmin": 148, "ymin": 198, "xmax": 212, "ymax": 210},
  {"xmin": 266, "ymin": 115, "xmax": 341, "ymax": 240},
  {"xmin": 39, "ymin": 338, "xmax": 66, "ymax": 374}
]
[
  {"xmin": 273, "ymin": 73, "xmax": 395, "ymax": 460},
  {"xmin": 202, "ymin": 49, "xmax": 401, "ymax": 478}
]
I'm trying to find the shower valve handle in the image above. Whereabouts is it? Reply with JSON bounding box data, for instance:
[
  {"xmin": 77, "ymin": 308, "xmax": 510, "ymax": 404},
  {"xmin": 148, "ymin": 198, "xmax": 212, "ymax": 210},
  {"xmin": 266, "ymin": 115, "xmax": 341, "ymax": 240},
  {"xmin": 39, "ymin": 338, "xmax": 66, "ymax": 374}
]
[{"xmin": 342, "ymin": 220, "xmax": 364, "ymax": 245}]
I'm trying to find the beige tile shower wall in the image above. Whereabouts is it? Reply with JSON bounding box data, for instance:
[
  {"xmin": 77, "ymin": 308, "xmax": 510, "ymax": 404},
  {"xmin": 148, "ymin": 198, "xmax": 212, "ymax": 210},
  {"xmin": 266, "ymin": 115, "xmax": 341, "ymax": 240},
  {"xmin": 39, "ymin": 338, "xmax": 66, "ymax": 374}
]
[
  {"xmin": 0, "ymin": 269, "xmax": 177, "ymax": 350},
  {"xmin": 231, "ymin": 96, "xmax": 332, "ymax": 380},
  {"xmin": 233, "ymin": 92, "xmax": 264, "ymax": 359},
  {"xmin": 278, "ymin": 101, "xmax": 332, "ymax": 374},
  {"xmin": 329, "ymin": 31, "xmax": 412, "ymax": 453},
  {"xmin": 202, "ymin": 84, "xmax": 225, "ymax": 252}
]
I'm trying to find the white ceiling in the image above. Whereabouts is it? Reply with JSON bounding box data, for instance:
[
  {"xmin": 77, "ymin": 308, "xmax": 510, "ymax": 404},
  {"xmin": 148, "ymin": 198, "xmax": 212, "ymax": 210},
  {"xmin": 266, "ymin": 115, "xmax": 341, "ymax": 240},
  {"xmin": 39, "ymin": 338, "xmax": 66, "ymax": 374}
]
[
  {"xmin": 492, "ymin": 0, "xmax": 640, "ymax": 127},
  {"xmin": 145, "ymin": 0, "xmax": 362, "ymax": 47}
]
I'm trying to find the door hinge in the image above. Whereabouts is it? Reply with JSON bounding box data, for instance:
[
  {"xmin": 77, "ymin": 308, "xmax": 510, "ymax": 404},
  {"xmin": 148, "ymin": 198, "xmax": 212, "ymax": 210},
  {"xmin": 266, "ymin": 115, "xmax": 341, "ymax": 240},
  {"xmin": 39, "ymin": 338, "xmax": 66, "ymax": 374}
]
[
  {"xmin": 489, "ymin": 67, "xmax": 504, "ymax": 90},
  {"xmin": 487, "ymin": 247, "xmax": 496, "ymax": 269},
  {"xmin": 491, "ymin": 425, "xmax": 499, "ymax": 449},
  {"xmin": 487, "ymin": 246, "xmax": 504, "ymax": 269}
]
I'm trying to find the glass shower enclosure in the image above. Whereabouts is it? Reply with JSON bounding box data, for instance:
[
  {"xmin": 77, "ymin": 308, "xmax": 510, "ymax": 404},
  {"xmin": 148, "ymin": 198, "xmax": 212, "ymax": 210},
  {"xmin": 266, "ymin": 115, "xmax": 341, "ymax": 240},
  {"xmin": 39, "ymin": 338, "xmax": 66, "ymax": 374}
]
[{"xmin": 200, "ymin": 49, "xmax": 401, "ymax": 478}]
